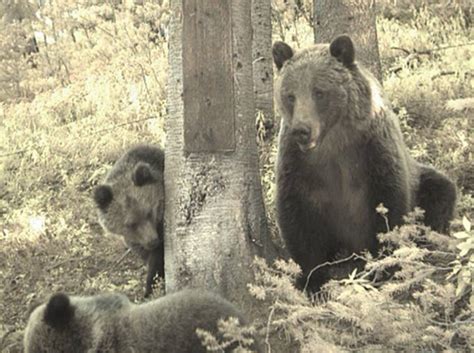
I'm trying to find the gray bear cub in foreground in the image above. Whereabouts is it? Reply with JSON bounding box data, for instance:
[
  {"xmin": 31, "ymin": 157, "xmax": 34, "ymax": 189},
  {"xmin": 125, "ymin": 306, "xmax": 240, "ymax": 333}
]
[
  {"xmin": 24, "ymin": 289, "xmax": 260, "ymax": 353},
  {"xmin": 273, "ymin": 35, "xmax": 457, "ymax": 292},
  {"xmin": 93, "ymin": 145, "xmax": 164, "ymax": 297}
]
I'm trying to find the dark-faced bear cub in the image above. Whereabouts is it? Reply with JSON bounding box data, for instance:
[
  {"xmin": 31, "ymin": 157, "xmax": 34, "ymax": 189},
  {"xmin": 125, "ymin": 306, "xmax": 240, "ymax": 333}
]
[
  {"xmin": 24, "ymin": 289, "xmax": 261, "ymax": 353},
  {"xmin": 94, "ymin": 144, "xmax": 165, "ymax": 297}
]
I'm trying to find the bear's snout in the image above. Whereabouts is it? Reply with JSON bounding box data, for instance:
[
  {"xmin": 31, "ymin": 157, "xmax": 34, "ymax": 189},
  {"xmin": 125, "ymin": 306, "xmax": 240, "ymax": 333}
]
[
  {"xmin": 291, "ymin": 123, "xmax": 317, "ymax": 152},
  {"xmin": 292, "ymin": 124, "xmax": 311, "ymax": 143}
]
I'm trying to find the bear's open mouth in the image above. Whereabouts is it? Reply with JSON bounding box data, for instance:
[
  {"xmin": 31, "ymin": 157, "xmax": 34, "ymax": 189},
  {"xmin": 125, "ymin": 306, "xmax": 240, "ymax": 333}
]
[{"xmin": 297, "ymin": 140, "xmax": 317, "ymax": 153}]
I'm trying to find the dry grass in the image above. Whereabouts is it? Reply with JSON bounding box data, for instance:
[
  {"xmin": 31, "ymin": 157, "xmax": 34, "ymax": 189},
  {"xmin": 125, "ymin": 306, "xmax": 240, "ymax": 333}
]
[{"xmin": 1, "ymin": 0, "xmax": 473, "ymax": 352}]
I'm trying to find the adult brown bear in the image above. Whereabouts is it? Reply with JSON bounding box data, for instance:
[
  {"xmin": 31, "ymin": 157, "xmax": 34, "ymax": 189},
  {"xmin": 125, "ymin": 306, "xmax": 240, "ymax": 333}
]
[{"xmin": 273, "ymin": 35, "xmax": 456, "ymax": 291}]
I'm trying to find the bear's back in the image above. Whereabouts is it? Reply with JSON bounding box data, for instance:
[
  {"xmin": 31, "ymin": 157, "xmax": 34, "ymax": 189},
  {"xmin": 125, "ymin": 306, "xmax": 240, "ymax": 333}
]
[{"xmin": 124, "ymin": 289, "xmax": 251, "ymax": 353}]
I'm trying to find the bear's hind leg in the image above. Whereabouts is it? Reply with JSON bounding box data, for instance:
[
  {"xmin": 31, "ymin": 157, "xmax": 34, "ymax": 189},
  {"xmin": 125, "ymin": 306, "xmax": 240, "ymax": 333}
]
[{"xmin": 416, "ymin": 165, "xmax": 456, "ymax": 233}]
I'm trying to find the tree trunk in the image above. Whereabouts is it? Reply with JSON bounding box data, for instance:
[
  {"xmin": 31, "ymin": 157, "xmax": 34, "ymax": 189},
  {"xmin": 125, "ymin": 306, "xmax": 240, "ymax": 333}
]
[
  {"xmin": 165, "ymin": 0, "xmax": 278, "ymax": 316},
  {"xmin": 313, "ymin": 0, "xmax": 383, "ymax": 81},
  {"xmin": 252, "ymin": 0, "xmax": 274, "ymax": 123}
]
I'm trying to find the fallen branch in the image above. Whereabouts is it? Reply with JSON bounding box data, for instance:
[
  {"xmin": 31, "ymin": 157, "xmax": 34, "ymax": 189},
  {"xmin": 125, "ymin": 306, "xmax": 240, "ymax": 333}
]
[
  {"xmin": 303, "ymin": 253, "xmax": 367, "ymax": 293},
  {"xmin": 390, "ymin": 41, "xmax": 474, "ymax": 57},
  {"xmin": 113, "ymin": 248, "xmax": 132, "ymax": 266},
  {"xmin": 265, "ymin": 306, "xmax": 276, "ymax": 353},
  {"xmin": 431, "ymin": 70, "xmax": 456, "ymax": 79},
  {"xmin": 93, "ymin": 116, "xmax": 158, "ymax": 135},
  {"xmin": 0, "ymin": 149, "xmax": 28, "ymax": 158}
]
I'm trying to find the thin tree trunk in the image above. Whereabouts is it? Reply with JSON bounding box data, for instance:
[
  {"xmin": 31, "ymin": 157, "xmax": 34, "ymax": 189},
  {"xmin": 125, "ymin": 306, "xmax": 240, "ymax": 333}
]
[
  {"xmin": 313, "ymin": 0, "xmax": 383, "ymax": 81},
  {"xmin": 252, "ymin": 0, "xmax": 274, "ymax": 122},
  {"xmin": 165, "ymin": 0, "xmax": 278, "ymax": 316}
]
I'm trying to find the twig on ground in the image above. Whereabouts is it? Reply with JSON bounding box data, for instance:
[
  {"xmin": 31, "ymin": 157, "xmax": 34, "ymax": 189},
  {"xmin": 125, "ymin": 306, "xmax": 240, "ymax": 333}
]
[
  {"xmin": 93, "ymin": 116, "xmax": 158, "ymax": 135},
  {"xmin": 113, "ymin": 248, "xmax": 132, "ymax": 266},
  {"xmin": 429, "ymin": 318, "xmax": 474, "ymax": 327},
  {"xmin": 0, "ymin": 149, "xmax": 28, "ymax": 158},
  {"xmin": 265, "ymin": 306, "xmax": 276, "ymax": 353},
  {"xmin": 390, "ymin": 46, "xmax": 411, "ymax": 55},
  {"xmin": 431, "ymin": 70, "xmax": 457, "ymax": 79},
  {"xmin": 390, "ymin": 42, "xmax": 474, "ymax": 57}
]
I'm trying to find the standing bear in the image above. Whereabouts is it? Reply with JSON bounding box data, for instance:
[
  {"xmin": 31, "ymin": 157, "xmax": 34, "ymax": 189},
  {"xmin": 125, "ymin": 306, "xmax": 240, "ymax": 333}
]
[
  {"xmin": 24, "ymin": 289, "xmax": 261, "ymax": 353},
  {"xmin": 273, "ymin": 35, "xmax": 456, "ymax": 291},
  {"xmin": 93, "ymin": 144, "xmax": 165, "ymax": 297}
]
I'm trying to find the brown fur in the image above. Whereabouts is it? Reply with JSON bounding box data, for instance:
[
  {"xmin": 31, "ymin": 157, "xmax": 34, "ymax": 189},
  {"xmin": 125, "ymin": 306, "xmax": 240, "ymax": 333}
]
[
  {"xmin": 24, "ymin": 290, "xmax": 261, "ymax": 353},
  {"xmin": 93, "ymin": 145, "xmax": 165, "ymax": 297},
  {"xmin": 273, "ymin": 36, "xmax": 456, "ymax": 291}
]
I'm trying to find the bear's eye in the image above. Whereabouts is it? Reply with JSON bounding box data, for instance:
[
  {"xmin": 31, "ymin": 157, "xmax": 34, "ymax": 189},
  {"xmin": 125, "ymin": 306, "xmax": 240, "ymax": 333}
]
[
  {"xmin": 286, "ymin": 94, "xmax": 296, "ymax": 105},
  {"xmin": 313, "ymin": 88, "xmax": 325, "ymax": 99}
]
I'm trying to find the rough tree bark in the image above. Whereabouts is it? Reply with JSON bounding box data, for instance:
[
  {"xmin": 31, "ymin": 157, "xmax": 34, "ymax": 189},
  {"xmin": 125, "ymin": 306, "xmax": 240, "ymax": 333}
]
[
  {"xmin": 165, "ymin": 0, "xmax": 278, "ymax": 315},
  {"xmin": 313, "ymin": 0, "xmax": 383, "ymax": 81},
  {"xmin": 252, "ymin": 0, "xmax": 274, "ymax": 123}
]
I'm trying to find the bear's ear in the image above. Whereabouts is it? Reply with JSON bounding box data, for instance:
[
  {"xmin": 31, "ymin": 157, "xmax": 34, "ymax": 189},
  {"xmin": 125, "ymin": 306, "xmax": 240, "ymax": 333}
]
[
  {"xmin": 44, "ymin": 293, "xmax": 75, "ymax": 329},
  {"xmin": 272, "ymin": 41, "xmax": 294, "ymax": 70},
  {"xmin": 132, "ymin": 162, "xmax": 157, "ymax": 187},
  {"xmin": 329, "ymin": 35, "xmax": 355, "ymax": 67},
  {"xmin": 94, "ymin": 185, "xmax": 113, "ymax": 209}
]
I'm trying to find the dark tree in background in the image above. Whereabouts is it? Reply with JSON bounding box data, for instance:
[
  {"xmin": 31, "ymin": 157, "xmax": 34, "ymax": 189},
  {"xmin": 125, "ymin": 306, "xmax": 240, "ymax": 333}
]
[
  {"xmin": 252, "ymin": 0, "xmax": 274, "ymax": 123},
  {"xmin": 165, "ymin": 0, "xmax": 278, "ymax": 316},
  {"xmin": 313, "ymin": 0, "xmax": 383, "ymax": 81}
]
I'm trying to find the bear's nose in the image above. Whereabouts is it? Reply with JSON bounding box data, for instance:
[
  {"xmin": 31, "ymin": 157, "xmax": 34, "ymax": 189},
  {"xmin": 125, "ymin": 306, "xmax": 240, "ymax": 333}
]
[{"xmin": 292, "ymin": 125, "xmax": 311, "ymax": 145}]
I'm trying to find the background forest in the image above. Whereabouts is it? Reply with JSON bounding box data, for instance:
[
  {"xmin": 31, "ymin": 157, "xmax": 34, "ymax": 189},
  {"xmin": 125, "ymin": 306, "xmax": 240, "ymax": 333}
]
[{"xmin": 0, "ymin": 0, "xmax": 473, "ymax": 352}]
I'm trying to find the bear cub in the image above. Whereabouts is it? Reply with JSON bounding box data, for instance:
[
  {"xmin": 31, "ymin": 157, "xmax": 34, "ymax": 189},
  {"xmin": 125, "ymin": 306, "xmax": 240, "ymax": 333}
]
[
  {"xmin": 24, "ymin": 289, "xmax": 261, "ymax": 353},
  {"xmin": 93, "ymin": 144, "xmax": 164, "ymax": 297},
  {"xmin": 273, "ymin": 35, "xmax": 457, "ymax": 291}
]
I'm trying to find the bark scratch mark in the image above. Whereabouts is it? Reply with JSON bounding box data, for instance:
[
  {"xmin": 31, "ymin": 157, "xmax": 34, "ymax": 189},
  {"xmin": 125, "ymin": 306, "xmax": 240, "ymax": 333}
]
[{"xmin": 179, "ymin": 163, "xmax": 226, "ymax": 226}]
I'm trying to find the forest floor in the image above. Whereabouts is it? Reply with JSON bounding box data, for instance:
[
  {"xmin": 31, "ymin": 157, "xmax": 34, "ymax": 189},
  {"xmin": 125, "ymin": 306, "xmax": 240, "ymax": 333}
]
[{"xmin": 1, "ymin": 1, "xmax": 473, "ymax": 352}]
